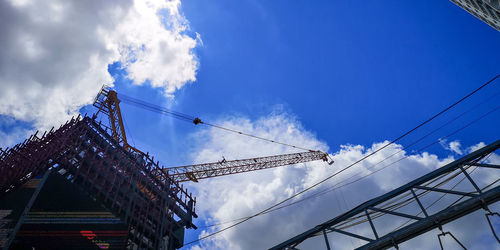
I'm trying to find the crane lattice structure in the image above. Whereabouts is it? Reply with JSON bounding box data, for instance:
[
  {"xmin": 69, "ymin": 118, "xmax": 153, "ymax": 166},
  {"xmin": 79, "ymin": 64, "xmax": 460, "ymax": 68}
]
[
  {"xmin": 271, "ymin": 139, "xmax": 500, "ymax": 250},
  {"xmin": 167, "ymin": 151, "xmax": 328, "ymax": 182},
  {"xmin": 93, "ymin": 87, "xmax": 331, "ymax": 183}
]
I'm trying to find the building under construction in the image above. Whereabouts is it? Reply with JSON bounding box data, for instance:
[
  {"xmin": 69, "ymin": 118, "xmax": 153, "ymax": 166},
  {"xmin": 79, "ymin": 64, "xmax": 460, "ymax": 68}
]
[
  {"xmin": 2, "ymin": 83, "xmax": 500, "ymax": 250},
  {"xmin": 1, "ymin": 81, "xmax": 500, "ymax": 250},
  {"xmin": 0, "ymin": 115, "xmax": 197, "ymax": 249},
  {"xmin": 0, "ymin": 88, "xmax": 331, "ymax": 249}
]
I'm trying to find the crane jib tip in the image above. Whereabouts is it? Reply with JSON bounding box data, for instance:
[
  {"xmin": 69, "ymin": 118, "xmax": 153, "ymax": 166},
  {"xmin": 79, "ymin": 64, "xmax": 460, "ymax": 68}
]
[{"xmin": 193, "ymin": 117, "xmax": 202, "ymax": 125}]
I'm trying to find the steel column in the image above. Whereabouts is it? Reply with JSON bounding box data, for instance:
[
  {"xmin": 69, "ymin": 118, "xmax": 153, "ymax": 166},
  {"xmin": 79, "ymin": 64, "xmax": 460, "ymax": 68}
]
[{"xmin": 3, "ymin": 169, "xmax": 51, "ymax": 250}]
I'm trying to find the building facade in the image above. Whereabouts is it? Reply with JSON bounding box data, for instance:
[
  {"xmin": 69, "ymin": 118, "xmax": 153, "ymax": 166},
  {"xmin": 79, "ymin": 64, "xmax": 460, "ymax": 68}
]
[{"xmin": 451, "ymin": 0, "xmax": 500, "ymax": 31}]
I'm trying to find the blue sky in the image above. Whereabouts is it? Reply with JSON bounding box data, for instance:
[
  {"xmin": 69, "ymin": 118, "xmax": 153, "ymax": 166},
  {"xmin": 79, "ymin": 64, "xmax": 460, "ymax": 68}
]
[
  {"xmin": 1, "ymin": 0, "xmax": 500, "ymax": 249},
  {"xmin": 77, "ymin": 0, "xmax": 500, "ymax": 164},
  {"xmin": 179, "ymin": 0, "xmax": 500, "ymax": 149},
  {"xmin": 89, "ymin": 1, "xmax": 500, "ymax": 248}
]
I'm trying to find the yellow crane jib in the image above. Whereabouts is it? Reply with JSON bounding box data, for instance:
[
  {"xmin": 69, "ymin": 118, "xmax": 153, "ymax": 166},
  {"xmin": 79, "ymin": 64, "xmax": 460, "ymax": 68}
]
[
  {"xmin": 165, "ymin": 151, "xmax": 332, "ymax": 183},
  {"xmin": 92, "ymin": 86, "xmax": 334, "ymax": 184}
]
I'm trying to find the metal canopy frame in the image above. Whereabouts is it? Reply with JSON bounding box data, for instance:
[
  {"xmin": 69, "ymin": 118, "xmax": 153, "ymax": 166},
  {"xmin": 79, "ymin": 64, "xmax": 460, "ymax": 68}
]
[{"xmin": 270, "ymin": 139, "xmax": 500, "ymax": 250}]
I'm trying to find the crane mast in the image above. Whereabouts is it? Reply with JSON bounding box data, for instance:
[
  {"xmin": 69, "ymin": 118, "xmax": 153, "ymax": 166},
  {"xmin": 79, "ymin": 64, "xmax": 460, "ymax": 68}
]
[
  {"xmin": 93, "ymin": 87, "xmax": 129, "ymax": 149},
  {"xmin": 93, "ymin": 87, "xmax": 145, "ymax": 154},
  {"xmin": 92, "ymin": 87, "xmax": 332, "ymax": 183}
]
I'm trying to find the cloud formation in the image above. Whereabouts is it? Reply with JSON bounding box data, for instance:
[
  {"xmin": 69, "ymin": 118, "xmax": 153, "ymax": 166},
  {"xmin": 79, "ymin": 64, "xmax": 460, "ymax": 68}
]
[
  {"xmin": 0, "ymin": 0, "xmax": 199, "ymax": 130},
  {"xmin": 448, "ymin": 140, "xmax": 463, "ymax": 155},
  {"xmin": 186, "ymin": 112, "xmax": 499, "ymax": 250},
  {"xmin": 440, "ymin": 139, "xmax": 464, "ymax": 155}
]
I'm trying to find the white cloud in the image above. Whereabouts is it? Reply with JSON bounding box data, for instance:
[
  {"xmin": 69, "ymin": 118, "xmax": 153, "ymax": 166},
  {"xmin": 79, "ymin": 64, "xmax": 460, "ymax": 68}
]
[
  {"xmin": 109, "ymin": 0, "xmax": 198, "ymax": 94},
  {"xmin": 185, "ymin": 112, "xmax": 499, "ymax": 250},
  {"xmin": 0, "ymin": 0, "xmax": 199, "ymax": 130},
  {"xmin": 449, "ymin": 140, "xmax": 463, "ymax": 155},
  {"xmin": 440, "ymin": 139, "xmax": 464, "ymax": 155},
  {"xmin": 468, "ymin": 142, "xmax": 487, "ymax": 153}
]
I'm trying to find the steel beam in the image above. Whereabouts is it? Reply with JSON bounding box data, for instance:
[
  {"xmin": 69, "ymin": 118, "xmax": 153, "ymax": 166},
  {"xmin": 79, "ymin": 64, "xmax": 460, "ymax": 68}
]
[
  {"xmin": 3, "ymin": 169, "xmax": 51, "ymax": 250},
  {"xmin": 356, "ymin": 184, "xmax": 500, "ymax": 249},
  {"xmin": 365, "ymin": 210, "xmax": 379, "ymax": 239},
  {"xmin": 413, "ymin": 185, "xmax": 477, "ymax": 197},
  {"xmin": 328, "ymin": 228, "xmax": 374, "ymax": 242},
  {"xmin": 322, "ymin": 229, "xmax": 331, "ymax": 250},
  {"xmin": 466, "ymin": 162, "xmax": 500, "ymax": 169},
  {"xmin": 411, "ymin": 189, "xmax": 429, "ymax": 217}
]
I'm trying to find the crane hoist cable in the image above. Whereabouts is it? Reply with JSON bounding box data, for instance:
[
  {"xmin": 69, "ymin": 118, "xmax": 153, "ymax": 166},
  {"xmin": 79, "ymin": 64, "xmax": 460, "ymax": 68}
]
[
  {"xmin": 183, "ymin": 73, "xmax": 500, "ymax": 245},
  {"xmin": 118, "ymin": 92, "xmax": 322, "ymax": 153}
]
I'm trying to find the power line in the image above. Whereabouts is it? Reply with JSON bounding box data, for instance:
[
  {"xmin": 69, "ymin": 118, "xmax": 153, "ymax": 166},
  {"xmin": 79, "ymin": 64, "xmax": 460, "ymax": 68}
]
[
  {"xmin": 307, "ymin": 103, "xmax": 500, "ymax": 206},
  {"xmin": 184, "ymin": 74, "xmax": 500, "ymax": 245},
  {"xmin": 288, "ymin": 104, "xmax": 500, "ymax": 219},
  {"xmin": 202, "ymin": 96, "xmax": 500, "ymax": 228},
  {"xmin": 199, "ymin": 103, "xmax": 500, "ymax": 229}
]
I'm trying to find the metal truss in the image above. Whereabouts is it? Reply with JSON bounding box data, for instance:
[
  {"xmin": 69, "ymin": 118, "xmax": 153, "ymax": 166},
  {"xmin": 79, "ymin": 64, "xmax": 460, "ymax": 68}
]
[
  {"xmin": 93, "ymin": 87, "xmax": 131, "ymax": 151},
  {"xmin": 166, "ymin": 151, "xmax": 329, "ymax": 182},
  {"xmin": 270, "ymin": 139, "xmax": 500, "ymax": 250},
  {"xmin": 0, "ymin": 115, "xmax": 197, "ymax": 249}
]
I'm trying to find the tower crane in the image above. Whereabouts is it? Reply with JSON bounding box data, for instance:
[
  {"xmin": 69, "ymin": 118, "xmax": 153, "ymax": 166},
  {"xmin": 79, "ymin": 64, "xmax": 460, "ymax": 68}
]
[{"xmin": 93, "ymin": 87, "xmax": 333, "ymax": 183}]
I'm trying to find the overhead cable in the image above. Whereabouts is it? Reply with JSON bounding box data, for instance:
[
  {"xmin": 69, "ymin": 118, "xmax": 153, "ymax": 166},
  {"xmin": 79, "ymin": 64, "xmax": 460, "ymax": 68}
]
[
  {"xmin": 199, "ymin": 102, "xmax": 500, "ymax": 229},
  {"xmin": 118, "ymin": 93, "xmax": 318, "ymax": 152},
  {"xmin": 184, "ymin": 73, "xmax": 500, "ymax": 245}
]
